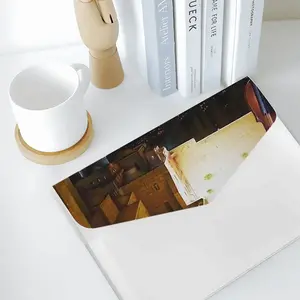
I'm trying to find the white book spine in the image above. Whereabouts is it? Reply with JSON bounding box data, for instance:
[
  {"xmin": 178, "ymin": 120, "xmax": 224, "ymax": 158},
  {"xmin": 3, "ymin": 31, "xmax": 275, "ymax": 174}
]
[
  {"xmin": 132, "ymin": 0, "xmax": 148, "ymax": 82},
  {"xmin": 222, "ymin": 0, "xmax": 264, "ymax": 86},
  {"xmin": 201, "ymin": 0, "xmax": 224, "ymax": 92},
  {"xmin": 141, "ymin": 0, "xmax": 177, "ymax": 97},
  {"xmin": 244, "ymin": 0, "xmax": 264, "ymax": 76},
  {"xmin": 174, "ymin": 0, "xmax": 202, "ymax": 98}
]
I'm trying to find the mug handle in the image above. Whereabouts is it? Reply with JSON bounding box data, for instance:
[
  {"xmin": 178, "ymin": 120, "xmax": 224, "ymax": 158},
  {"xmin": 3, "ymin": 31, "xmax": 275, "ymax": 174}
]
[{"xmin": 71, "ymin": 63, "xmax": 90, "ymax": 95}]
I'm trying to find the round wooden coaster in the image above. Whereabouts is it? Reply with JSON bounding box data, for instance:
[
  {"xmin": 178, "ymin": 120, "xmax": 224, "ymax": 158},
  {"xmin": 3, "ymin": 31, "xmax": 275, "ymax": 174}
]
[{"xmin": 15, "ymin": 112, "xmax": 94, "ymax": 165}]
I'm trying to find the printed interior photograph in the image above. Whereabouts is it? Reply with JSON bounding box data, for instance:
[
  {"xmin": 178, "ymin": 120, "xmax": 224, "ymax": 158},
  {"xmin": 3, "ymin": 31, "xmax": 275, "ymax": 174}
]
[{"xmin": 54, "ymin": 78, "xmax": 276, "ymax": 229}]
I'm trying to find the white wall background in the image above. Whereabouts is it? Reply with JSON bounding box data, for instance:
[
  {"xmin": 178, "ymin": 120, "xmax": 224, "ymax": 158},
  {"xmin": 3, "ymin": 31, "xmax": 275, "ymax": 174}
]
[
  {"xmin": 0, "ymin": 0, "xmax": 80, "ymax": 54},
  {"xmin": 0, "ymin": 0, "xmax": 299, "ymax": 54},
  {"xmin": 264, "ymin": 0, "xmax": 300, "ymax": 20}
]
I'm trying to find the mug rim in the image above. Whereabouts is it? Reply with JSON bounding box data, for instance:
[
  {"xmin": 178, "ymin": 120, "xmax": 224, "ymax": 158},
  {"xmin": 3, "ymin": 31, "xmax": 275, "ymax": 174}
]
[{"xmin": 9, "ymin": 62, "xmax": 80, "ymax": 112}]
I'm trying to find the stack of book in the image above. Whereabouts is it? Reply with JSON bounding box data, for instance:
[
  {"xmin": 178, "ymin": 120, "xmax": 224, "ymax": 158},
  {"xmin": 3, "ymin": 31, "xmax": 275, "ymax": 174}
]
[{"xmin": 137, "ymin": 0, "xmax": 264, "ymax": 97}]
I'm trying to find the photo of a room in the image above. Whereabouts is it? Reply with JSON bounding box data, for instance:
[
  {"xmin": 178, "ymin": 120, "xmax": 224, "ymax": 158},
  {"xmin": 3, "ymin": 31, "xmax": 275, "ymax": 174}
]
[{"xmin": 54, "ymin": 78, "xmax": 276, "ymax": 228}]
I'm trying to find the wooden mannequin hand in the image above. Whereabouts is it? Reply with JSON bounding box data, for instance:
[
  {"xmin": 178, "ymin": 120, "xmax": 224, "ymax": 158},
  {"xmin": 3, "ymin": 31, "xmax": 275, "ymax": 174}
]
[
  {"xmin": 74, "ymin": 0, "xmax": 119, "ymax": 58},
  {"xmin": 73, "ymin": 0, "xmax": 124, "ymax": 89}
]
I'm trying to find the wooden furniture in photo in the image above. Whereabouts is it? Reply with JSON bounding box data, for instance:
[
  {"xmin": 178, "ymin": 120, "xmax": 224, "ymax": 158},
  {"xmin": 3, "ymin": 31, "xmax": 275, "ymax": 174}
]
[
  {"xmin": 99, "ymin": 194, "xmax": 120, "ymax": 224},
  {"xmin": 119, "ymin": 165, "xmax": 182, "ymax": 216},
  {"xmin": 127, "ymin": 192, "xmax": 138, "ymax": 205},
  {"xmin": 117, "ymin": 201, "xmax": 150, "ymax": 223},
  {"xmin": 54, "ymin": 178, "xmax": 91, "ymax": 228}
]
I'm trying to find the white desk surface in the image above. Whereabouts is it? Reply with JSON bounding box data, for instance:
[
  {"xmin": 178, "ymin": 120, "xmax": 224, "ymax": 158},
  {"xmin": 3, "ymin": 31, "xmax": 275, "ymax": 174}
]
[{"xmin": 1, "ymin": 20, "xmax": 300, "ymax": 300}]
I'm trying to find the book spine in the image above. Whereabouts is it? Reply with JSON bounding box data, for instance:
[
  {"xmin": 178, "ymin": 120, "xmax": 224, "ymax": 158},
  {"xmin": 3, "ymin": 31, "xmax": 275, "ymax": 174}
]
[
  {"xmin": 132, "ymin": 0, "xmax": 148, "ymax": 81},
  {"xmin": 174, "ymin": 0, "xmax": 202, "ymax": 98},
  {"xmin": 201, "ymin": 0, "xmax": 224, "ymax": 92},
  {"xmin": 221, "ymin": 0, "xmax": 237, "ymax": 86},
  {"xmin": 142, "ymin": 0, "xmax": 177, "ymax": 96},
  {"xmin": 222, "ymin": 0, "xmax": 264, "ymax": 86},
  {"xmin": 245, "ymin": 0, "xmax": 264, "ymax": 76}
]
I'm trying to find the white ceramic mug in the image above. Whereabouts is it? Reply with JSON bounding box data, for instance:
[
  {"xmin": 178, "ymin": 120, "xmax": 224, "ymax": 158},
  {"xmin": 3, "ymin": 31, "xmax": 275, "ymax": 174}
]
[{"xmin": 9, "ymin": 63, "xmax": 90, "ymax": 152}]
